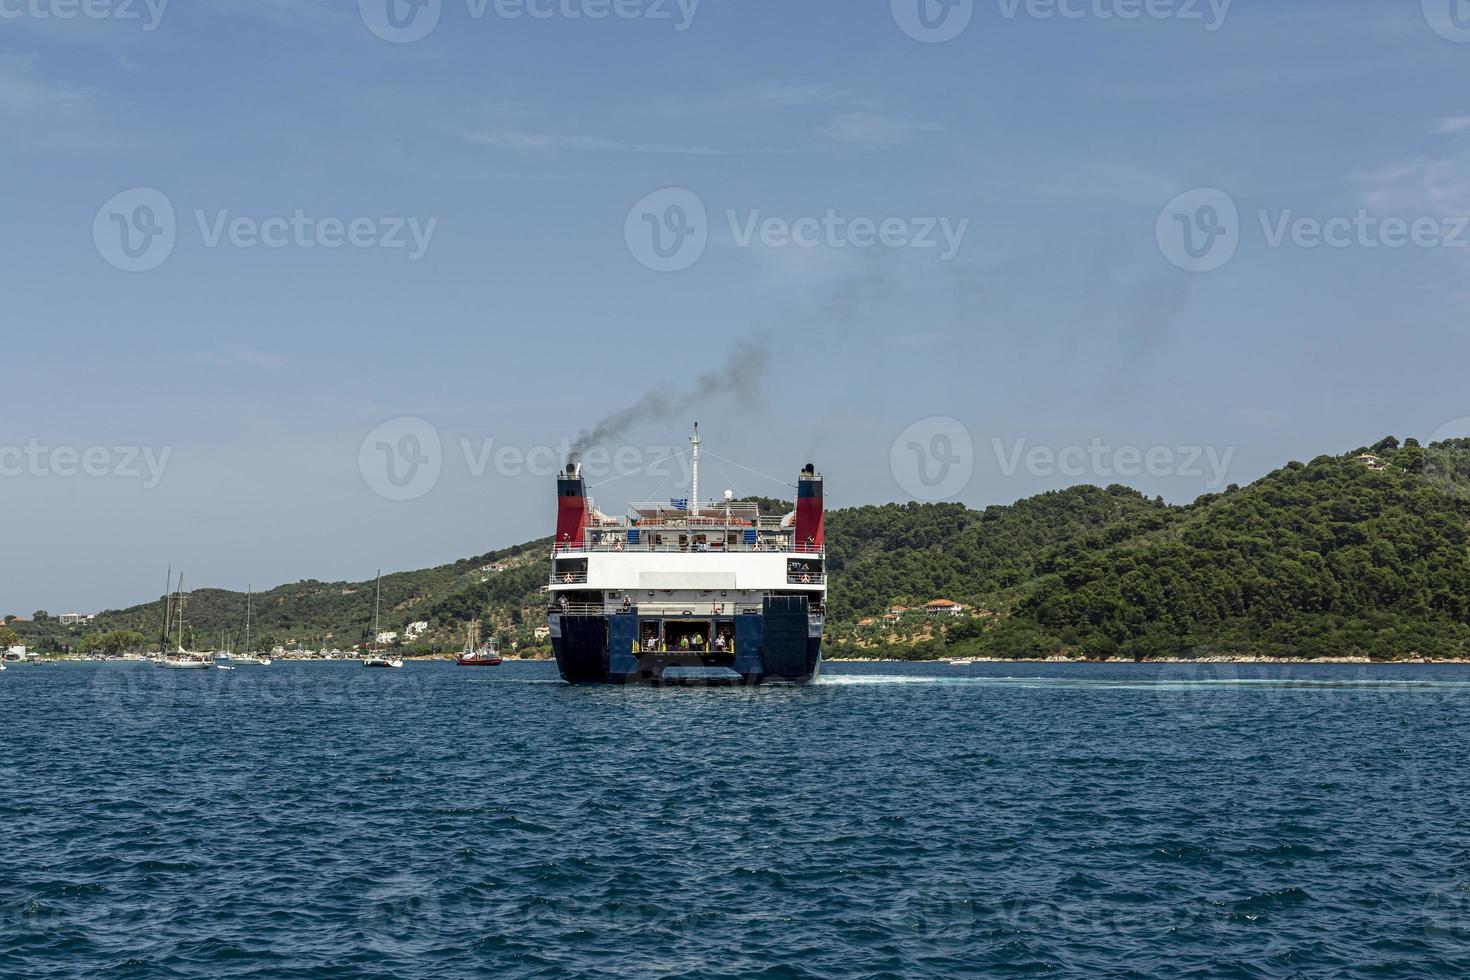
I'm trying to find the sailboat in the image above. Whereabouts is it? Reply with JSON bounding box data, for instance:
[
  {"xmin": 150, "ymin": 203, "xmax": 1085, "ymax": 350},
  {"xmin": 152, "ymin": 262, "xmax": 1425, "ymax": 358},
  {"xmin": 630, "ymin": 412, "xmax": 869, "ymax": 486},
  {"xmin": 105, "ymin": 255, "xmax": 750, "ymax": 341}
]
[
  {"xmin": 362, "ymin": 571, "xmax": 403, "ymax": 669},
  {"xmin": 158, "ymin": 572, "xmax": 212, "ymax": 669},
  {"xmin": 229, "ymin": 587, "xmax": 271, "ymax": 666},
  {"xmin": 456, "ymin": 622, "xmax": 502, "ymax": 666}
]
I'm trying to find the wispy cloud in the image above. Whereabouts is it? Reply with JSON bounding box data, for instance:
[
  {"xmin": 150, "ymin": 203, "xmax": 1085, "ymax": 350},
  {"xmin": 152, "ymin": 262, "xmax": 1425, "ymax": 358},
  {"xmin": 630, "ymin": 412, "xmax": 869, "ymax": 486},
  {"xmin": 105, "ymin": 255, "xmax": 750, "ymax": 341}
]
[
  {"xmin": 449, "ymin": 83, "xmax": 938, "ymax": 159},
  {"xmin": 459, "ymin": 129, "xmax": 750, "ymax": 156},
  {"xmin": 649, "ymin": 82, "xmax": 851, "ymax": 117},
  {"xmin": 0, "ymin": 54, "xmax": 96, "ymax": 116},
  {"xmin": 1349, "ymin": 154, "xmax": 1470, "ymax": 213},
  {"xmin": 199, "ymin": 0, "xmax": 351, "ymax": 31},
  {"xmin": 0, "ymin": 53, "xmax": 123, "ymax": 152},
  {"xmin": 1432, "ymin": 115, "xmax": 1470, "ymax": 136},
  {"xmin": 205, "ymin": 344, "xmax": 290, "ymax": 371},
  {"xmin": 817, "ymin": 111, "xmax": 938, "ymax": 151},
  {"xmin": 1348, "ymin": 125, "xmax": 1470, "ymax": 307}
]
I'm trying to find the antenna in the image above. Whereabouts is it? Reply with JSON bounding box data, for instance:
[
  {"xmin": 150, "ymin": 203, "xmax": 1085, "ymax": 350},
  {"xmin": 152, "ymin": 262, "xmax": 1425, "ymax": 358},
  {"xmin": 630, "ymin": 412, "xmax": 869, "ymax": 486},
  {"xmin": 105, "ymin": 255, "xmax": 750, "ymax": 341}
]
[{"xmin": 690, "ymin": 422, "xmax": 701, "ymax": 517}]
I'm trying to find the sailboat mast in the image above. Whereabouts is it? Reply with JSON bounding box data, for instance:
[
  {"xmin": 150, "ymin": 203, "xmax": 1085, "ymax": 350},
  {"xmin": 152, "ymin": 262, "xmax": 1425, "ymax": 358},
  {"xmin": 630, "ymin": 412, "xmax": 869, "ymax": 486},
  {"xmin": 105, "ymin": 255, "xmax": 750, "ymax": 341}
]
[
  {"xmin": 176, "ymin": 573, "xmax": 186, "ymax": 652},
  {"xmin": 372, "ymin": 571, "xmax": 382, "ymax": 651},
  {"xmin": 245, "ymin": 587, "xmax": 252, "ymax": 656},
  {"xmin": 161, "ymin": 564, "xmax": 173, "ymax": 655}
]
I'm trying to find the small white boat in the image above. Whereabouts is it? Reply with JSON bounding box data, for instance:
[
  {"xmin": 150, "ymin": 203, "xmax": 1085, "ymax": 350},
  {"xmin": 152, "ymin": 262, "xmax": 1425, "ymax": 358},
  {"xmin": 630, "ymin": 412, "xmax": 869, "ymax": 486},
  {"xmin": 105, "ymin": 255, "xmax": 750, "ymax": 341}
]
[
  {"xmin": 216, "ymin": 664, "xmax": 235, "ymax": 671},
  {"xmin": 159, "ymin": 655, "xmax": 212, "ymax": 669},
  {"xmin": 362, "ymin": 655, "xmax": 403, "ymax": 669},
  {"xmin": 950, "ymin": 658, "xmax": 978, "ymax": 666}
]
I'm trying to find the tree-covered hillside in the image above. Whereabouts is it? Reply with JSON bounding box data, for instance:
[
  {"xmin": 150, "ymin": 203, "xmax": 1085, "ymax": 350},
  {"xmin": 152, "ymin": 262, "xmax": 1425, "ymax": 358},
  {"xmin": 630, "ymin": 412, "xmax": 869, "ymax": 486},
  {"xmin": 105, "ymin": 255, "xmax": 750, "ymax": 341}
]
[
  {"xmin": 17, "ymin": 438, "xmax": 1470, "ymax": 661},
  {"xmin": 990, "ymin": 439, "xmax": 1470, "ymax": 660}
]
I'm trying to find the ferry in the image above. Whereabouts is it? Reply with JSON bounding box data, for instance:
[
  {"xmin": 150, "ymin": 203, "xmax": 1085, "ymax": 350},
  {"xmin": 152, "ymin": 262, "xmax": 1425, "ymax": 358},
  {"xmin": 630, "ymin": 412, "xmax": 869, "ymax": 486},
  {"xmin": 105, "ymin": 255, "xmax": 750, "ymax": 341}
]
[{"xmin": 547, "ymin": 425, "xmax": 825, "ymax": 685}]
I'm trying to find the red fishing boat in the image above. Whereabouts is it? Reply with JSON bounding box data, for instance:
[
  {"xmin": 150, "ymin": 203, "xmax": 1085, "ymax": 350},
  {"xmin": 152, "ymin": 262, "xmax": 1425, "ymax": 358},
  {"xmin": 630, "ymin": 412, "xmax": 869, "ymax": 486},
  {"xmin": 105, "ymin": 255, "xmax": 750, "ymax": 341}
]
[{"xmin": 456, "ymin": 624, "xmax": 502, "ymax": 667}]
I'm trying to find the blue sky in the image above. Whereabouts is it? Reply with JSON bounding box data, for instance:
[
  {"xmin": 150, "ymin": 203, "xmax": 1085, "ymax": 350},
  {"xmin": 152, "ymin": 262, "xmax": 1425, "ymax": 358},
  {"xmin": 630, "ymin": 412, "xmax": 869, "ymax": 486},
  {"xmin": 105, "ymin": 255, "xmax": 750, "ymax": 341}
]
[{"xmin": 5, "ymin": 0, "xmax": 1470, "ymax": 614}]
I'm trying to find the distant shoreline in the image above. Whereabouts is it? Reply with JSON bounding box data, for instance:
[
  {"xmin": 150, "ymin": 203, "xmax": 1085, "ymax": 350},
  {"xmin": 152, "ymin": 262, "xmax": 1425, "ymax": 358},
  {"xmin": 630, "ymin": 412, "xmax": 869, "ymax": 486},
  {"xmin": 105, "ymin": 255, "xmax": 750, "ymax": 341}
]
[
  {"xmin": 827, "ymin": 656, "xmax": 1470, "ymax": 665},
  {"xmin": 15, "ymin": 655, "xmax": 1470, "ymax": 666}
]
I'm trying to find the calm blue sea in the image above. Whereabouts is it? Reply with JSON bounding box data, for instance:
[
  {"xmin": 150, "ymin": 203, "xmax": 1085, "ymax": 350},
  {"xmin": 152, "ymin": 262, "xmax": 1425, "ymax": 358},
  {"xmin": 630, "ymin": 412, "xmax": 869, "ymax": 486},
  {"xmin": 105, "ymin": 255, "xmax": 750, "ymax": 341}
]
[{"xmin": 4, "ymin": 660, "xmax": 1470, "ymax": 978}]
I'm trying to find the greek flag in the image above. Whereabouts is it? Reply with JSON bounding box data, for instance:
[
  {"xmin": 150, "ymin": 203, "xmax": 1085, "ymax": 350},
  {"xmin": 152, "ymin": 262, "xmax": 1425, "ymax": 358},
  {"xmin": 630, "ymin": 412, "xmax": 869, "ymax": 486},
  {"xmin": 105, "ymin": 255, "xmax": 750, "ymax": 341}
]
[{"xmin": 671, "ymin": 498, "xmax": 689, "ymax": 510}]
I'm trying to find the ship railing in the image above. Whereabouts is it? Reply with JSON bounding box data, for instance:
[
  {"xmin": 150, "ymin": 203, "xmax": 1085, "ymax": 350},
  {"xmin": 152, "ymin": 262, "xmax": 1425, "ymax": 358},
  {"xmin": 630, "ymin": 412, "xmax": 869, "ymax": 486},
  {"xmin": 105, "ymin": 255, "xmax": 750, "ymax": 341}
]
[
  {"xmin": 548, "ymin": 602, "xmax": 768, "ymax": 618},
  {"xmin": 786, "ymin": 574, "xmax": 827, "ymax": 585},
  {"xmin": 550, "ymin": 602, "xmax": 604, "ymax": 617},
  {"xmin": 553, "ymin": 540, "xmax": 824, "ymax": 556},
  {"xmin": 550, "ymin": 572, "xmax": 589, "ymax": 585}
]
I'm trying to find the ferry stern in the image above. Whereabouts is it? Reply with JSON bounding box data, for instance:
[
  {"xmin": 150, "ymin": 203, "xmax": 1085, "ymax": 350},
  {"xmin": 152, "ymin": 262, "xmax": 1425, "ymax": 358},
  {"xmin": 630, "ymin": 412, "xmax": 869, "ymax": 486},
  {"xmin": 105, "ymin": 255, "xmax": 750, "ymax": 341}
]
[{"xmin": 546, "ymin": 426, "xmax": 825, "ymax": 686}]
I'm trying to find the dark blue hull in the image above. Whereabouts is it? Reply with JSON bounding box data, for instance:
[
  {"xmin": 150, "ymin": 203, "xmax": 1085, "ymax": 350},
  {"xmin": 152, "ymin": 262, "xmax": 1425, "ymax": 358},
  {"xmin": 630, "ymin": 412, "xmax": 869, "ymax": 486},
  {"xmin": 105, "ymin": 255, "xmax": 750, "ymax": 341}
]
[{"xmin": 549, "ymin": 596, "xmax": 822, "ymax": 686}]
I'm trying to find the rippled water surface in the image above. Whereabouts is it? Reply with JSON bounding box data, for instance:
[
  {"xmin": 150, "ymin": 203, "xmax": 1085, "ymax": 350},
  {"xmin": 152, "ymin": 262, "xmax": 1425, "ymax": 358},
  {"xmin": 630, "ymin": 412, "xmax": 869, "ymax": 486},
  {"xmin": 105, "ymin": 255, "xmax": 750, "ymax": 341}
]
[{"xmin": 6, "ymin": 659, "xmax": 1470, "ymax": 978}]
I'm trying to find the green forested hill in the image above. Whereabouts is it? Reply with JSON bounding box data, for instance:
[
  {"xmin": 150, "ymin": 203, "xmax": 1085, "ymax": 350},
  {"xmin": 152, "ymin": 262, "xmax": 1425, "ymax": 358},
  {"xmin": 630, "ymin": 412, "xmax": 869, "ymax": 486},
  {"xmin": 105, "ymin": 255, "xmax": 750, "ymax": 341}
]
[
  {"xmin": 996, "ymin": 440, "xmax": 1470, "ymax": 660},
  {"xmin": 16, "ymin": 437, "xmax": 1470, "ymax": 661}
]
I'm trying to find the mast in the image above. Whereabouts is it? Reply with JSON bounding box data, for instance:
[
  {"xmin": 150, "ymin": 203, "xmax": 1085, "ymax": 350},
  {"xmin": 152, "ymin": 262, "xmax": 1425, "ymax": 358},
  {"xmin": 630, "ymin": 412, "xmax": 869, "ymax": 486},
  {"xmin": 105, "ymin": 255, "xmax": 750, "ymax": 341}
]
[
  {"xmin": 244, "ymin": 587, "xmax": 252, "ymax": 657},
  {"xmin": 690, "ymin": 422, "xmax": 701, "ymax": 517},
  {"xmin": 175, "ymin": 573, "xmax": 186, "ymax": 652},
  {"xmin": 161, "ymin": 564, "xmax": 172, "ymax": 655},
  {"xmin": 372, "ymin": 571, "xmax": 382, "ymax": 652}
]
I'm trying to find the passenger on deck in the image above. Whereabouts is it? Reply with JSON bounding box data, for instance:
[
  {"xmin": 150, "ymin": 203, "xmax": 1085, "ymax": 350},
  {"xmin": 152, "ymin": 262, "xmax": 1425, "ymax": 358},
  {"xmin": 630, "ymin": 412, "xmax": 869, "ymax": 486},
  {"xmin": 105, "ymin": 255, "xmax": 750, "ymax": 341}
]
[
  {"xmin": 714, "ymin": 634, "xmax": 728, "ymax": 652},
  {"xmin": 679, "ymin": 636, "xmax": 690, "ymax": 651}
]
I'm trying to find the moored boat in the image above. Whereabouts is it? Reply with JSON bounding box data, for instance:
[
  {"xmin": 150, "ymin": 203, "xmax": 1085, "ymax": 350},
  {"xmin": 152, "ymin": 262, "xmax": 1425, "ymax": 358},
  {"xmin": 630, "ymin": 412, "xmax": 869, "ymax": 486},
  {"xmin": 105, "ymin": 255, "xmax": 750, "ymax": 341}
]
[
  {"xmin": 456, "ymin": 624, "xmax": 502, "ymax": 666},
  {"xmin": 229, "ymin": 588, "xmax": 271, "ymax": 665},
  {"xmin": 157, "ymin": 571, "xmax": 213, "ymax": 669},
  {"xmin": 361, "ymin": 572, "xmax": 403, "ymax": 669}
]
